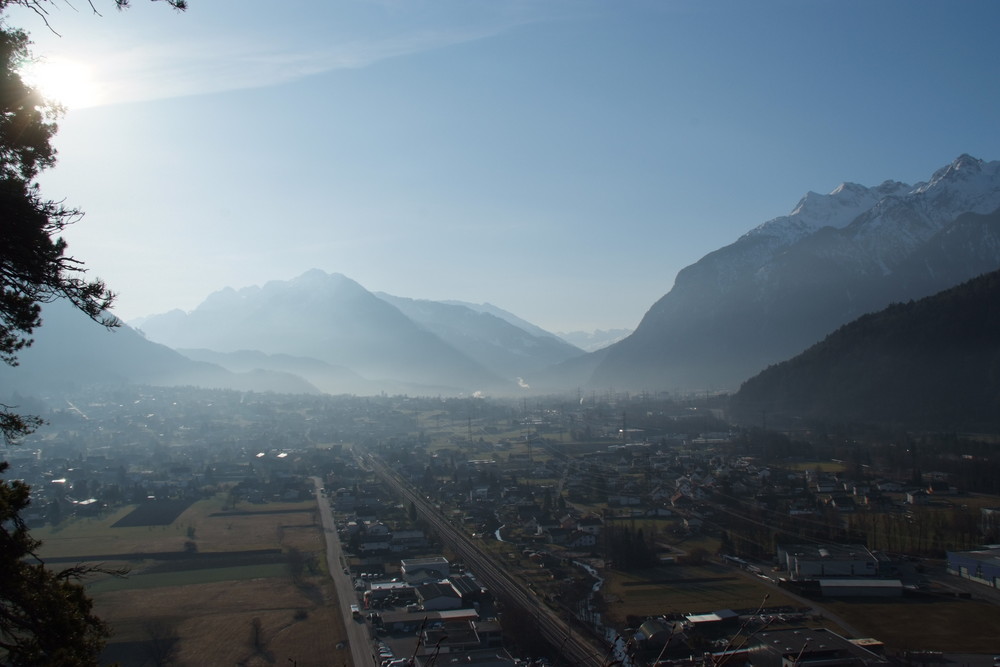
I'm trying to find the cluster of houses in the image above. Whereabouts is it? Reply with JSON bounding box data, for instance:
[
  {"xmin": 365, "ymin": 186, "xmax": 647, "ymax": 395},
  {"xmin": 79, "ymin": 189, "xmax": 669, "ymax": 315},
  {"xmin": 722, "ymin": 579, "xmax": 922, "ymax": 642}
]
[
  {"xmin": 339, "ymin": 516, "xmax": 431, "ymax": 554},
  {"xmin": 343, "ymin": 535, "xmax": 509, "ymax": 660},
  {"xmin": 3, "ymin": 386, "xmax": 402, "ymax": 527},
  {"xmin": 510, "ymin": 510, "xmax": 603, "ymax": 549},
  {"xmin": 460, "ymin": 441, "xmax": 971, "ymax": 530}
]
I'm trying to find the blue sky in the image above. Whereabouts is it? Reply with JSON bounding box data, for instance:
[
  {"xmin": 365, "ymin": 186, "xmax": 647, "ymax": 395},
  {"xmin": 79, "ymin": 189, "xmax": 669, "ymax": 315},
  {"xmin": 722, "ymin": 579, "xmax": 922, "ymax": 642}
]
[{"xmin": 10, "ymin": 0, "xmax": 1000, "ymax": 332}]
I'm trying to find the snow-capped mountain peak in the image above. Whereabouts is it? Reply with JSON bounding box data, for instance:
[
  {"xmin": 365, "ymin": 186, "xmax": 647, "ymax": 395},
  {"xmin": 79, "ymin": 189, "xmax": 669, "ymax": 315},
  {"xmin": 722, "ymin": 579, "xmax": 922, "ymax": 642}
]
[
  {"xmin": 905, "ymin": 154, "xmax": 1000, "ymax": 221},
  {"xmin": 741, "ymin": 178, "xmax": 909, "ymax": 248},
  {"xmin": 923, "ymin": 153, "xmax": 984, "ymax": 189},
  {"xmin": 588, "ymin": 154, "xmax": 1000, "ymax": 393}
]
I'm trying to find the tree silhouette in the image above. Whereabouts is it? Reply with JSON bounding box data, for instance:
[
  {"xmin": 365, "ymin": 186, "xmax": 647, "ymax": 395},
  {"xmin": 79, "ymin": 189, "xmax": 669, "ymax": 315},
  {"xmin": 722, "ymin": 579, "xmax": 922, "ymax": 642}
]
[
  {"xmin": 0, "ymin": 24, "xmax": 116, "ymax": 443},
  {"xmin": 0, "ymin": 461, "xmax": 111, "ymax": 665},
  {"xmin": 0, "ymin": 3, "xmax": 185, "ymax": 663}
]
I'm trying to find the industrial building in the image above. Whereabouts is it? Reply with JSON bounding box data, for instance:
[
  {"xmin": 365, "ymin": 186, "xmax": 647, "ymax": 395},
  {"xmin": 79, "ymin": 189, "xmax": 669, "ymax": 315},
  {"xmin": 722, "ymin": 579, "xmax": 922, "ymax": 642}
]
[
  {"xmin": 777, "ymin": 544, "xmax": 878, "ymax": 580},
  {"xmin": 946, "ymin": 546, "xmax": 1000, "ymax": 588}
]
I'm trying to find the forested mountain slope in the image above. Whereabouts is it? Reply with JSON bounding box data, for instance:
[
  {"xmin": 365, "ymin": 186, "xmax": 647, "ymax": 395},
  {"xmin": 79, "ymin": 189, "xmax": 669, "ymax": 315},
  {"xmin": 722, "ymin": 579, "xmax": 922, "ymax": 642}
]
[
  {"xmin": 729, "ymin": 269, "xmax": 1000, "ymax": 430},
  {"xmin": 577, "ymin": 155, "xmax": 1000, "ymax": 392}
]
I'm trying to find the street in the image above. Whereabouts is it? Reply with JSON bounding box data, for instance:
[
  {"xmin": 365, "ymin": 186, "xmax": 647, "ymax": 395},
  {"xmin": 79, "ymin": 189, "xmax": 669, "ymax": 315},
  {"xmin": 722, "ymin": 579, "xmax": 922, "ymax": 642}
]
[{"xmin": 312, "ymin": 476, "xmax": 375, "ymax": 667}]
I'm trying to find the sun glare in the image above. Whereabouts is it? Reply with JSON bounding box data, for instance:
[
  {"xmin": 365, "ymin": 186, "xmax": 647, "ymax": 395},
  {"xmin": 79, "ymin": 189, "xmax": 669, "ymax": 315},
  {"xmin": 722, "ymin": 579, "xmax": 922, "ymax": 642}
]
[{"xmin": 24, "ymin": 58, "xmax": 99, "ymax": 109}]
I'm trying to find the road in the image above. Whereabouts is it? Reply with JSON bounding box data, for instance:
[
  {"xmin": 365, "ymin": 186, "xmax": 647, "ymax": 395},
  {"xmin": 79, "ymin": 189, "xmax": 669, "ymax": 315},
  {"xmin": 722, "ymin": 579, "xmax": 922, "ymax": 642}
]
[{"xmin": 312, "ymin": 477, "xmax": 375, "ymax": 667}]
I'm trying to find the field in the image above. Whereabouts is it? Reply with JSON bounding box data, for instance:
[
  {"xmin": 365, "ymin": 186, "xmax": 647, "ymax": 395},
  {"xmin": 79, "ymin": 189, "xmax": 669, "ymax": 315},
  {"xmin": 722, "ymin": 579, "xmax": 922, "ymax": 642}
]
[
  {"xmin": 112, "ymin": 499, "xmax": 197, "ymax": 527},
  {"xmin": 601, "ymin": 562, "xmax": 803, "ymax": 626},
  {"xmin": 822, "ymin": 596, "xmax": 1000, "ymax": 653},
  {"xmin": 36, "ymin": 495, "xmax": 350, "ymax": 667},
  {"xmin": 780, "ymin": 460, "xmax": 849, "ymax": 473}
]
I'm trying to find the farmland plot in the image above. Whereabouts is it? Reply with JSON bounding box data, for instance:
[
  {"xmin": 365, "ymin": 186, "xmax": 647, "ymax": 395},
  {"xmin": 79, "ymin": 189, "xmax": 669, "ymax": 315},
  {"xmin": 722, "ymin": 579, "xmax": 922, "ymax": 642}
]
[{"xmin": 37, "ymin": 493, "xmax": 350, "ymax": 667}]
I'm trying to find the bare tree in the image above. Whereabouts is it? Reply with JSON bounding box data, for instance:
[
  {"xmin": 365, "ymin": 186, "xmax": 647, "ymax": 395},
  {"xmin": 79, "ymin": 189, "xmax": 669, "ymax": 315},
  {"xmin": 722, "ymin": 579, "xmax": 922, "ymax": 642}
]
[{"xmin": 142, "ymin": 620, "xmax": 179, "ymax": 667}]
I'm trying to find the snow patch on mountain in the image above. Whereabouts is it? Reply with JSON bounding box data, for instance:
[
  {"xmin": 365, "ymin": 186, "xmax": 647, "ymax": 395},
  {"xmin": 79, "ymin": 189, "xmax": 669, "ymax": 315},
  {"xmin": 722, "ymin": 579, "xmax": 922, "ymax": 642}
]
[
  {"xmin": 591, "ymin": 154, "xmax": 1000, "ymax": 393},
  {"xmin": 742, "ymin": 179, "xmax": 911, "ymax": 247},
  {"xmin": 835, "ymin": 156, "xmax": 1000, "ymax": 275}
]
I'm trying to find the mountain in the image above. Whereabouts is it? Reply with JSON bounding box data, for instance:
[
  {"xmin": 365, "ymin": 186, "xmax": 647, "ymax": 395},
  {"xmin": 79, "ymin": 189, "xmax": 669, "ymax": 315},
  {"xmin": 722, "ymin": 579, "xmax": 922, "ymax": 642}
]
[
  {"xmin": 435, "ymin": 299, "xmax": 626, "ymax": 354},
  {"xmin": 439, "ymin": 300, "xmax": 562, "ymax": 341},
  {"xmin": 173, "ymin": 349, "xmax": 381, "ymax": 396},
  {"xmin": 555, "ymin": 328, "xmax": 632, "ymax": 353},
  {"xmin": 571, "ymin": 154, "xmax": 1000, "ymax": 392},
  {"xmin": 375, "ymin": 293, "xmax": 584, "ymax": 380},
  {"xmin": 729, "ymin": 269, "xmax": 1000, "ymax": 431},
  {"xmin": 133, "ymin": 270, "xmax": 512, "ymax": 394},
  {"xmin": 0, "ymin": 299, "xmax": 320, "ymax": 397}
]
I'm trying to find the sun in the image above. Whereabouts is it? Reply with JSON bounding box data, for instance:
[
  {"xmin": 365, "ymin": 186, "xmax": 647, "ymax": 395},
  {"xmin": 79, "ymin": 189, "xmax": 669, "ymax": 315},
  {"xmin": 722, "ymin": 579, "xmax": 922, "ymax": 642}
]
[{"xmin": 24, "ymin": 58, "xmax": 99, "ymax": 109}]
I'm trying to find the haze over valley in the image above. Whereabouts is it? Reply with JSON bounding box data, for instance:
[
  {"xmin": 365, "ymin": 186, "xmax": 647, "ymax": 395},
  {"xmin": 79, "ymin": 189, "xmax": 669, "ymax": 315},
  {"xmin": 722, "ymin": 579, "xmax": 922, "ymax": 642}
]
[
  {"xmin": 6, "ymin": 154, "xmax": 1000, "ymax": 411},
  {"xmin": 6, "ymin": 2, "xmax": 1000, "ymax": 665}
]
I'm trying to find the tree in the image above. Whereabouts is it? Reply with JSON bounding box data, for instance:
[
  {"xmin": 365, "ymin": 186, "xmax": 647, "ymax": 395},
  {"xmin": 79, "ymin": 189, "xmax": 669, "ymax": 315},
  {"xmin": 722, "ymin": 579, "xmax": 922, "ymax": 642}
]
[
  {"xmin": 140, "ymin": 620, "xmax": 179, "ymax": 667},
  {"xmin": 0, "ymin": 23, "xmax": 116, "ymax": 443},
  {"xmin": 0, "ymin": 3, "xmax": 184, "ymax": 663},
  {"xmin": 0, "ymin": 462, "xmax": 110, "ymax": 665},
  {"xmin": 2, "ymin": 0, "xmax": 187, "ymax": 17}
]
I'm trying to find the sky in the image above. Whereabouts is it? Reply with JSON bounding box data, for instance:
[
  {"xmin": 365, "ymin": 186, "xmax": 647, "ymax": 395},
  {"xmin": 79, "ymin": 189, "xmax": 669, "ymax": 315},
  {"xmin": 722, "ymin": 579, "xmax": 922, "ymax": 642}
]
[{"xmin": 8, "ymin": 0, "xmax": 1000, "ymax": 333}]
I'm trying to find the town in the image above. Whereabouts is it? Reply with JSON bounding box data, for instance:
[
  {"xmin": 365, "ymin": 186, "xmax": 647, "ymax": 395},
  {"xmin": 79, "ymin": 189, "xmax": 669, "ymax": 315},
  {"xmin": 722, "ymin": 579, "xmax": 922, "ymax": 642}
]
[{"xmin": 7, "ymin": 385, "xmax": 1000, "ymax": 666}]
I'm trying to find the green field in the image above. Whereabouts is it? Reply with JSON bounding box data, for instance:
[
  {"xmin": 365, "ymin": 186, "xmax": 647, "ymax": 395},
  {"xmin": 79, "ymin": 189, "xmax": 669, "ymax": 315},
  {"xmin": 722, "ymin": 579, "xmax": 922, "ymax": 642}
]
[{"xmin": 112, "ymin": 499, "xmax": 197, "ymax": 527}]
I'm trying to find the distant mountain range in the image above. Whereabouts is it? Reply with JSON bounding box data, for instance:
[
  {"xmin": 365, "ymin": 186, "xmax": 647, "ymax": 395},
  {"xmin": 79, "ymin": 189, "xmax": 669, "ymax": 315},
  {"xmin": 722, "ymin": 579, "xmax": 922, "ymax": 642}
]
[
  {"xmin": 5, "ymin": 154, "xmax": 999, "ymax": 402},
  {"xmin": 554, "ymin": 329, "xmax": 632, "ymax": 353},
  {"xmin": 130, "ymin": 271, "xmax": 585, "ymax": 395},
  {"xmin": 0, "ymin": 299, "xmax": 320, "ymax": 397},
  {"xmin": 729, "ymin": 268, "xmax": 1000, "ymax": 431},
  {"xmin": 545, "ymin": 154, "xmax": 1000, "ymax": 393}
]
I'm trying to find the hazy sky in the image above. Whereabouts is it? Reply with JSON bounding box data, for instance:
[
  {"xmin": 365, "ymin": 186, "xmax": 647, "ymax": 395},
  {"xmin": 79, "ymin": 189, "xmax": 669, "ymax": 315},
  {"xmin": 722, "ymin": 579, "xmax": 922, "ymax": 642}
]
[{"xmin": 10, "ymin": 0, "xmax": 1000, "ymax": 333}]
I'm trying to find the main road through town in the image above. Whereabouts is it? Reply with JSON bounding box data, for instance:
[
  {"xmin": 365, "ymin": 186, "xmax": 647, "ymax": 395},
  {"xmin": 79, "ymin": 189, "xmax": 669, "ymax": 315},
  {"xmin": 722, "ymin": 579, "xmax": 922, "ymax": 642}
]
[
  {"xmin": 361, "ymin": 455, "xmax": 609, "ymax": 667},
  {"xmin": 312, "ymin": 476, "xmax": 375, "ymax": 667}
]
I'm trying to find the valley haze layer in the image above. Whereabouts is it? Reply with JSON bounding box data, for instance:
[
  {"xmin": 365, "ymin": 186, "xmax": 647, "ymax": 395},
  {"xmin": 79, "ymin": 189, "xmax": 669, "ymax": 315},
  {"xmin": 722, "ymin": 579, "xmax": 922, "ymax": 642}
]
[{"xmin": 5, "ymin": 154, "xmax": 999, "ymax": 400}]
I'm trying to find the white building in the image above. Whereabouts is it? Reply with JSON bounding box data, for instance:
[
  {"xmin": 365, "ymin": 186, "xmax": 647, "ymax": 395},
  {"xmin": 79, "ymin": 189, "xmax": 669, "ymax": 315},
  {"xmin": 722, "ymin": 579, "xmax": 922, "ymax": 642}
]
[
  {"xmin": 401, "ymin": 556, "xmax": 450, "ymax": 584},
  {"xmin": 777, "ymin": 544, "xmax": 878, "ymax": 580}
]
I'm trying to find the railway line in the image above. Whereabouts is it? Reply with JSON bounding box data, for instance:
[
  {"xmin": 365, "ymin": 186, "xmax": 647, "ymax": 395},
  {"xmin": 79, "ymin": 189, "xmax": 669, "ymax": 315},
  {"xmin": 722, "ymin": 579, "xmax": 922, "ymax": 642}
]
[{"xmin": 364, "ymin": 454, "xmax": 610, "ymax": 667}]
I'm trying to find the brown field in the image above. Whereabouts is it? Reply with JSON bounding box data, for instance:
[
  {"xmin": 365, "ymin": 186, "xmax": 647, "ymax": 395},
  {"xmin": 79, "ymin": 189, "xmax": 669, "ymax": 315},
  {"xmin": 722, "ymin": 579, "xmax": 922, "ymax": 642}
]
[
  {"xmin": 602, "ymin": 560, "xmax": 1000, "ymax": 651},
  {"xmin": 947, "ymin": 492, "xmax": 1000, "ymax": 513},
  {"xmin": 35, "ymin": 498, "xmax": 321, "ymax": 558},
  {"xmin": 780, "ymin": 461, "xmax": 849, "ymax": 473},
  {"xmin": 96, "ymin": 579, "xmax": 345, "ymax": 666},
  {"xmin": 601, "ymin": 563, "xmax": 802, "ymax": 626},
  {"xmin": 36, "ymin": 494, "xmax": 350, "ymax": 667},
  {"xmin": 821, "ymin": 596, "xmax": 1000, "ymax": 653}
]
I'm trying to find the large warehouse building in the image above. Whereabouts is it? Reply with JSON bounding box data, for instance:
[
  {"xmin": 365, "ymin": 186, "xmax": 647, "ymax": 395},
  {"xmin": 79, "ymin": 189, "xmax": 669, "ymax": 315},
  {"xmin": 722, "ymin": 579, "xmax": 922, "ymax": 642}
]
[{"xmin": 946, "ymin": 546, "xmax": 1000, "ymax": 588}]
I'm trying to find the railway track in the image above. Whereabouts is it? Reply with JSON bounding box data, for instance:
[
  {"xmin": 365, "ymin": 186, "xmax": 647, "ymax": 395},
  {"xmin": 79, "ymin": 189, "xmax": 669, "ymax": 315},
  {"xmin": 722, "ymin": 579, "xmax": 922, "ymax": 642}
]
[{"xmin": 365, "ymin": 454, "xmax": 609, "ymax": 667}]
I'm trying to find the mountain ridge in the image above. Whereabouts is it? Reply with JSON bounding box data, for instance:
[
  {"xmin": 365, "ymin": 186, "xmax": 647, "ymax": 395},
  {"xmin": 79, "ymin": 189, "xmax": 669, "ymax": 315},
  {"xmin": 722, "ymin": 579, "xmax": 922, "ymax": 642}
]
[
  {"xmin": 729, "ymin": 267, "xmax": 1000, "ymax": 430},
  {"xmin": 0, "ymin": 299, "xmax": 321, "ymax": 397},
  {"xmin": 557, "ymin": 154, "xmax": 1000, "ymax": 393},
  {"xmin": 133, "ymin": 271, "xmax": 594, "ymax": 395},
  {"xmin": 14, "ymin": 154, "xmax": 1000, "ymax": 400}
]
